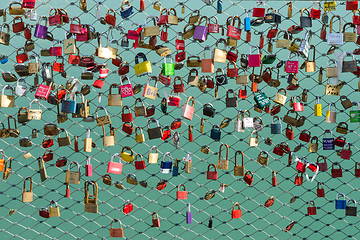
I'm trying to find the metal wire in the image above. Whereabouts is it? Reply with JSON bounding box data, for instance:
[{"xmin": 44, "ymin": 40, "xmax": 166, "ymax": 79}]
[{"xmin": 0, "ymin": 0, "xmax": 360, "ymax": 239}]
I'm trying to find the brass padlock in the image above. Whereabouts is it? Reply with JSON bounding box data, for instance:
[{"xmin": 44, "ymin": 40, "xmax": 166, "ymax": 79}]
[
  {"xmin": 84, "ymin": 128, "xmax": 92, "ymax": 152},
  {"xmin": 257, "ymin": 151, "xmax": 269, "ymax": 166},
  {"xmin": 3, "ymin": 157, "xmax": 12, "ymax": 180},
  {"xmin": 135, "ymin": 127, "xmax": 145, "ymax": 143},
  {"xmin": 201, "ymin": 145, "xmax": 210, "ymax": 154},
  {"xmin": 134, "ymin": 98, "xmax": 147, "ymax": 117},
  {"xmin": 102, "ymin": 174, "xmax": 112, "ymax": 185},
  {"xmin": 38, "ymin": 157, "xmax": 47, "ymax": 182},
  {"xmin": 148, "ymin": 145, "xmax": 159, "ymax": 163},
  {"xmin": 340, "ymin": 96, "xmax": 353, "ymax": 109},
  {"xmin": 84, "ymin": 180, "xmax": 98, "ymax": 213},
  {"xmin": 65, "ymin": 161, "xmax": 80, "ymax": 184},
  {"xmin": 217, "ymin": 143, "xmax": 229, "ymax": 170},
  {"xmin": 301, "ymin": 89, "xmax": 308, "ymax": 102},
  {"xmin": 22, "ymin": 176, "xmax": 33, "ymax": 202},
  {"xmin": 126, "ymin": 173, "xmax": 138, "ymax": 185},
  {"xmin": 234, "ymin": 151, "xmax": 245, "ymax": 176},
  {"xmin": 200, "ymin": 118, "xmax": 205, "ymax": 134},
  {"xmin": 49, "ymin": 200, "xmax": 60, "ymax": 217},
  {"xmin": 58, "ymin": 128, "xmax": 71, "ymax": 147}
]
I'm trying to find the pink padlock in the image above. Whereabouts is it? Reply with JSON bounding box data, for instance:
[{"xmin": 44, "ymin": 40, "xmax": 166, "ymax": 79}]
[
  {"xmin": 85, "ymin": 156, "xmax": 93, "ymax": 177},
  {"xmin": 286, "ymin": 52, "xmax": 299, "ymax": 73},
  {"xmin": 208, "ymin": 16, "xmax": 219, "ymax": 33},
  {"xmin": 248, "ymin": 46, "xmax": 261, "ymax": 67},
  {"xmin": 181, "ymin": 96, "xmax": 195, "ymax": 120},
  {"xmin": 293, "ymin": 96, "xmax": 304, "ymax": 111},
  {"xmin": 35, "ymin": 84, "xmax": 51, "ymax": 100},
  {"xmin": 120, "ymin": 75, "xmax": 134, "ymax": 98}
]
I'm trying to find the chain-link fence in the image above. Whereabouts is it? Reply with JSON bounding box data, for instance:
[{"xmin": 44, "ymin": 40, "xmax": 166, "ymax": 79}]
[{"xmin": 0, "ymin": 0, "xmax": 360, "ymax": 239}]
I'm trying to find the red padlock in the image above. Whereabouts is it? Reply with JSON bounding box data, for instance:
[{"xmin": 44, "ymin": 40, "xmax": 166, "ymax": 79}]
[
  {"xmin": 294, "ymin": 172, "xmax": 303, "ymax": 185},
  {"xmin": 307, "ymin": 200, "xmax": 317, "ymax": 215},
  {"xmin": 206, "ymin": 77, "xmax": 214, "ymax": 89},
  {"xmin": 161, "ymin": 126, "xmax": 171, "ymax": 140},
  {"xmin": 253, "ymin": 3, "xmax": 265, "ymax": 17},
  {"xmin": 251, "ymin": 80, "xmax": 258, "ymax": 92},
  {"xmin": 105, "ymin": 9, "xmax": 116, "ymax": 26},
  {"xmin": 22, "ymin": 0, "xmax": 36, "ymax": 9},
  {"xmin": 341, "ymin": 143, "xmax": 352, "ymax": 160},
  {"xmin": 296, "ymin": 158, "xmax": 307, "ymax": 173},
  {"xmin": 49, "ymin": 9, "xmax": 62, "ymax": 26},
  {"xmin": 157, "ymin": 9, "xmax": 168, "ymax": 25},
  {"xmin": 331, "ymin": 162, "xmax": 343, "ymax": 178},
  {"xmin": 347, "ymin": 1, "xmax": 358, "ymax": 10},
  {"xmin": 320, "ymin": 24, "xmax": 327, "ymax": 41},
  {"xmin": 226, "ymin": 47, "xmax": 238, "ymax": 62},
  {"xmin": 134, "ymin": 154, "xmax": 146, "ymax": 170},
  {"xmin": 355, "ymin": 162, "xmax": 360, "ymax": 177},
  {"xmin": 243, "ymin": 171, "xmax": 253, "ymax": 186},
  {"xmin": 270, "ymin": 104, "xmax": 281, "ymax": 116},
  {"xmin": 227, "ymin": 16, "xmax": 242, "ymax": 40},
  {"xmin": 99, "ymin": 65, "xmax": 109, "ymax": 79},
  {"xmin": 175, "ymin": 50, "xmax": 186, "ymax": 62},
  {"xmin": 70, "ymin": 17, "xmax": 82, "ymax": 34},
  {"xmin": 299, "ymin": 130, "xmax": 311, "ymax": 142},
  {"xmin": 227, "ymin": 62, "xmax": 238, "ymax": 78},
  {"xmin": 123, "ymin": 200, "xmax": 133, "ymax": 214},
  {"xmin": 310, "ymin": 3, "xmax": 321, "ymax": 19},
  {"xmin": 118, "ymin": 62, "xmax": 130, "ymax": 75},
  {"xmin": 259, "ymin": 33, "xmax": 264, "ymax": 48},
  {"xmin": 24, "ymin": 24, "xmax": 32, "ymax": 39},
  {"xmin": 267, "ymin": 25, "xmax": 278, "ymax": 39},
  {"xmin": 232, "ymin": 203, "xmax": 242, "ymax": 218},
  {"xmin": 317, "ymin": 182, "xmax": 325, "ymax": 197},
  {"xmin": 12, "ymin": 17, "xmax": 25, "ymax": 33},
  {"xmin": 173, "ymin": 77, "xmax": 185, "ymax": 93},
  {"xmin": 49, "ymin": 42, "xmax": 62, "ymax": 56},
  {"xmin": 176, "ymin": 184, "xmax": 187, "ymax": 200},
  {"xmin": 293, "ymin": 96, "xmax": 304, "ymax": 111},
  {"xmin": 272, "ymin": 171, "xmax": 277, "ymax": 187},
  {"xmin": 74, "ymin": 136, "xmax": 79, "ymax": 152},
  {"xmin": 273, "ymin": 145, "xmax": 284, "ymax": 156},
  {"xmin": 16, "ymin": 47, "xmax": 28, "ymax": 63},
  {"xmin": 171, "ymin": 118, "xmax": 182, "ymax": 130},
  {"xmin": 122, "ymin": 122, "xmax": 134, "ymax": 135},
  {"xmin": 208, "ymin": 16, "xmax": 219, "ymax": 33},
  {"xmin": 121, "ymin": 106, "xmax": 133, "ymax": 122},
  {"xmin": 188, "ymin": 126, "xmax": 193, "ymax": 142},
  {"xmin": 39, "ymin": 207, "xmax": 50, "ymax": 218},
  {"xmin": 42, "ymin": 150, "xmax": 53, "ymax": 162},
  {"xmin": 93, "ymin": 79, "xmax": 105, "ymax": 89},
  {"xmin": 317, "ymin": 156, "xmax": 328, "ymax": 172},
  {"xmin": 53, "ymin": 56, "xmax": 65, "ymax": 72},
  {"xmin": 246, "ymin": 31, "xmax": 251, "ymax": 42},
  {"xmin": 160, "ymin": 26, "xmax": 168, "ymax": 42},
  {"xmin": 238, "ymin": 85, "xmax": 247, "ymax": 99},
  {"xmin": 206, "ymin": 164, "xmax": 218, "ymax": 180},
  {"xmin": 168, "ymin": 94, "xmax": 180, "ymax": 107},
  {"xmin": 158, "ymin": 73, "xmax": 171, "ymax": 86},
  {"xmin": 175, "ymin": 35, "xmax": 185, "ymax": 50},
  {"xmin": 76, "ymin": 26, "xmax": 88, "ymax": 42},
  {"xmin": 152, "ymin": 212, "xmax": 160, "ymax": 227},
  {"xmin": 140, "ymin": 0, "xmax": 145, "ymax": 11},
  {"xmin": 334, "ymin": 136, "xmax": 346, "ymax": 148},
  {"xmin": 285, "ymin": 124, "xmax": 293, "ymax": 140}
]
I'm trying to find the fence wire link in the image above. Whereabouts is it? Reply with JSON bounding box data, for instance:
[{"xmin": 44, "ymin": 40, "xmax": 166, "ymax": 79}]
[{"xmin": 0, "ymin": 0, "xmax": 360, "ymax": 239}]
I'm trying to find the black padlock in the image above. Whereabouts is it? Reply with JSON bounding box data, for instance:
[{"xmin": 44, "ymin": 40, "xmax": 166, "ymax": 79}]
[
  {"xmin": 225, "ymin": 89, "xmax": 238, "ymax": 108},
  {"xmin": 300, "ymin": 8, "xmax": 312, "ymax": 27},
  {"xmin": 265, "ymin": 8, "xmax": 281, "ymax": 23},
  {"xmin": 203, "ymin": 103, "xmax": 215, "ymax": 118},
  {"xmin": 345, "ymin": 199, "xmax": 357, "ymax": 216},
  {"xmin": 147, "ymin": 118, "xmax": 163, "ymax": 140}
]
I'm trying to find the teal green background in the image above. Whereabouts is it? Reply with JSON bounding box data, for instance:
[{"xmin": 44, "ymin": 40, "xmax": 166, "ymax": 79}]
[{"xmin": 0, "ymin": 0, "xmax": 360, "ymax": 239}]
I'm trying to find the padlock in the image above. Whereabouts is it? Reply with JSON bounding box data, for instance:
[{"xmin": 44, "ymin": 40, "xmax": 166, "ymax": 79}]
[
  {"xmin": 110, "ymin": 219, "xmax": 124, "ymax": 238},
  {"xmin": 65, "ymin": 161, "xmax": 80, "ymax": 184},
  {"xmin": 39, "ymin": 207, "xmax": 50, "ymax": 218},
  {"xmin": 232, "ymin": 203, "xmax": 242, "ymax": 219},
  {"xmin": 325, "ymin": 101, "xmax": 336, "ymax": 123},
  {"xmin": 58, "ymin": 128, "xmax": 71, "ymax": 147},
  {"xmin": 257, "ymin": 151, "xmax": 269, "ymax": 166},
  {"xmin": 308, "ymin": 136, "xmax": 318, "ymax": 153},
  {"xmin": 248, "ymin": 45, "xmax": 261, "ymax": 67},
  {"xmin": 328, "ymin": 15, "xmax": 343, "ymax": 45},
  {"xmin": 341, "ymin": 143, "xmax": 352, "ymax": 160},
  {"xmin": 206, "ymin": 164, "xmax": 218, "ymax": 180},
  {"xmin": 49, "ymin": 200, "xmax": 60, "ymax": 217},
  {"xmin": 307, "ymin": 200, "xmax": 317, "ymax": 215},
  {"xmin": 135, "ymin": 127, "xmax": 145, "ymax": 143},
  {"xmin": 160, "ymin": 152, "xmax": 172, "ymax": 174},
  {"xmin": 152, "ymin": 212, "xmax": 160, "ymax": 227},
  {"xmin": 335, "ymin": 193, "xmax": 347, "ymax": 209},
  {"xmin": 233, "ymin": 150, "xmax": 245, "ymax": 176},
  {"xmin": 249, "ymin": 131, "xmax": 259, "ymax": 147},
  {"xmin": 346, "ymin": 199, "xmax": 357, "ymax": 216},
  {"xmin": 343, "ymin": 23, "xmax": 357, "ymax": 43},
  {"xmin": 22, "ymin": 177, "xmax": 33, "ymax": 203},
  {"xmin": 107, "ymin": 153, "xmax": 123, "ymax": 175},
  {"xmin": 120, "ymin": 0, "xmax": 134, "ymax": 19},
  {"xmin": 85, "ymin": 156, "xmax": 92, "ymax": 177},
  {"xmin": 84, "ymin": 180, "xmax": 98, "ymax": 213},
  {"xmin": 336, "ymin": 122, "xmax": 348, "ymax": 135},
  {"xmin": 271, "ymin": 116, "xmax": 282, "ymax": 134},
  {"xmin": 300, "ymin": 8, "xmax": 312, "ymax": 27},
  {"xmin": 134, "ymin": 153, "xmax": 146, "ymax": 170},
  {"xmin": 299, "ymin": 130, "xmax": 311, "ymax": 142},
  {"xmin": 294, "ymin": 172, "xmax": 303, "ymax": 185},
  {"xmin": 213, "ymin": 38, "xmax": 227, "ymax": 63},
  {"xmin": 331, "ymin": 162, "xmax": 343, "ymax": 178},
  {"xmin": 350, "ymin": 102, "xmax": 360, "ymax": 123},
  {"xmin": 147, "ymin": 118, "xmax": 162, "ymax": 140},
  {"xmin": 244, "ymin": 171, "xmax": 254, "ymax": 186}
]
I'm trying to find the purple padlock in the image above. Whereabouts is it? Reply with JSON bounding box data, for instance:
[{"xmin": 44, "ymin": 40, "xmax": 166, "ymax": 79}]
[
  {"xmin": 193, "ymin": 16, "xmax": 208, "ymax": 42},
  {"xmin": 34, "ymin": 16, "xmax": 48, "ymax": 39},
  {"xmin": 186, "ymin": 203, "xmax": 192, "ymax": 224}
]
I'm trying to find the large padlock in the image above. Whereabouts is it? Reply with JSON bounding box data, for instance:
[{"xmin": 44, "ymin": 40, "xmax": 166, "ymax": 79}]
[
  {"xmin": 213, "ymin": 38, "xmax": 227, "ymax": 63},
  {"xmin": 144, "ymin": 16, "xmax": 159, "ymax": 37},
  {"xmin": 120, "ymin": 0, "xmax": 134, "ymax": 19},
  {"xmin": 328, "ymin": 15, "xmax": 343, "ymax": 45},
  {"xmin": 65, "ymin": 161, "xmax": 80, "ymax": 184},
  {"xmin": 95, "ymin": 106, "xmax": 111, "ymax": 126},
  {"xmin": 84, "ymin": 180, "xmax": 98, "ymax": 213},
  {"xmin": 300, "ymin": 8, "xmax": 312, "ymax": 27},
  {"xmin": 225, "ymin": 89, "xmax": 237, "ymax": 107},
  {"xmin": 134, "ymin": 53, "xmax": 152, "ymax": 77}
]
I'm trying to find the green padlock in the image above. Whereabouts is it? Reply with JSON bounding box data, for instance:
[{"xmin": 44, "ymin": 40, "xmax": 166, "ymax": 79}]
[
  {"xmin": 350, "ymin": 102, "xmax": 360, "ymax": 123},
  {"xmin": 254, "ymin": 91, "xmax": 270, "ymax": 108},
  {"xmin": 162, "ymin": 55, "xmax": 175, "ymax": 76}
]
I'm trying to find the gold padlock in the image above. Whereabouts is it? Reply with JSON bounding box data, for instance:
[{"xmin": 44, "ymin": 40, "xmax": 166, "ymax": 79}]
[
  {"xmin": 308, "ymin": 136, "xmax": 318, "ymax": 153},
  {"xmin": 217, "ymin": 143, "xmax": 229, "ymax": 170},
  {"xmin": 65, "ymin": 161, "xmax": 80, "ymax": 184},
  {"xmin": 148, "ymin": 146, "xmax": 159, "ymax": 163},
  {"xmin": 84, "ymin": 128, "xmax": 92, "ymax": 152},
  {"xmin": 49, "ymin": 200, "xmax": 60, "ymax": 217},
  {"xmin": 257, "ymin": 151, "xmax": 269, "ymax": 166},
  {"xmin": 84, "ymin": 180, "xmax": 98, "ymax": 213},
  {"xmin": 22, "ymin": 176, "xmax": 33, "ymax": 203},
  {"xmin": 103, "ymin": 125, "xmax": 115, "ymax": 147},
  {"xmin": 135, "ymin": 127, "xmax": 145, "ymax": 143},
  {"xmin": 58, "ymin": 128, "xmax": 71, "ymax": 147},
  {"xmin": 249, "ymin": 130, "xmax": 259, "ymax": 147},
  {"xmin": 38, "ymin": 157, "xmax": 47, "ymax": 182},
  {"xmin": 234, "ymin": 151, "xmax": 245, "ymax": 176}
]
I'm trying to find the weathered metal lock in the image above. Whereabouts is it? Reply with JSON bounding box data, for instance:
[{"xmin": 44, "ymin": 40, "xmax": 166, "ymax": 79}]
[
  {"xmin": 257, "ymin": 151, "xmax": 269, "ymax": 166},
  {"xmin": 336, "ymin": 122, "xmax": 348, "ymax": 134},
  {"xmin": 206, "ymin": 163, "xmax": 218, "ymax": 180},
  {"xmin": 271, "ymin": 116, "xmax": 282, "ymax": 134},
  {"xmin": 342, "ymin": 52, "xmax": 357, "ymax": 72},
  {"xmin": 308, "ymin": 136, "xmax": 319, "ymax": 153},
  {"xmin": 110, "ymin": 219, "xmax": 124, "ymax": 237},
  {"xmin": 126, "ymin": 173, "xmax": 138, "ymax": 185},
  {"xmin": 65, "ymin": 161, "xmax": 80, "ymax": 184},
  {"xmin": 341, "ymin": 143, "xmax": 352, "ymax": 160},
  {"xmin": 283, "ymin": 110, "xmax": 299, "ymax": 126},
  {"xmin": 346, "ymin": 199, "xmax": 357, "ymax": 216},
  {"xmin": 326, "ymin": 101, "xmax": 337, "ymax": 123},
  {"xmin": 95, "ymin": 106, "xmax": 111, "ymax": 126},
  {"xmin": 265, "ymin": 8, "xmax": 281, "ymax": 23},
  {"xmin": 300, "ymin": 8, "xmax": 312, "ymax": 27},
  {"xmin": 38, "ymin": 157, "xmax": 47, "ymax": 182},
  {"xmin": 84, "ymin": 180, "xmax": 98, "ymax": 213},
  {"xmin": 147, "ymin": 118, "xmax": 162, "ymax": 140},
  {"xmin": 58, "ymin": 128, "xmax": 71, "ymax": 147},
  {"xmin": 203, "ymin": 103, "xmax": 215, "ymax": 118},
  {"xmin": 216, "ymin": 143, "xmax": 229, "ymax": 170}
]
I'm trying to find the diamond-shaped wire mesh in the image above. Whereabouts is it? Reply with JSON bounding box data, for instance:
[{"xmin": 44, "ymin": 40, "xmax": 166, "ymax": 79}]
[{"xmin": 0, "ymin": 0, "xmax": 360, "ymax": 239}]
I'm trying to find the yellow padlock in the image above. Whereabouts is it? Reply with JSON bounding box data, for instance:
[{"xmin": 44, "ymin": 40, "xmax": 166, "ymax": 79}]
[
  {"xmin": 134, "ymin": 52, "xmax": 152, "ymax": 76},
  {"xmin": 314, "ymin": 96, "xmax": 322, "ymax": 116}
]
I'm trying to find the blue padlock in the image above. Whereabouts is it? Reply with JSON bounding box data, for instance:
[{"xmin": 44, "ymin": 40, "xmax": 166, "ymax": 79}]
[
  {"xmin": 61, "ymin": 93, "xmax": 77, "ymax": 113},
  {"xmin": 120, "ymin": 1, "xmax": 134, "ymax": 19},
  {"xmin": 335, "ymin": 193, "xmax": 347, "ymax": 209},
  {"xmin": 217, "ymin": 0, "xmax": 222, "ymax": 13},
  {"xmin": 271, "ymin": 116, "xmax": 282, "ymax": 134},
  {"xmin": 160, "ymin": 152, "xmax": 172, "ymax": 174},
  {"xmin": 323, "ymin": 129, "xmax": 335, "ymax": 150},
  {"xmin": 172, "ymin": 159, "xmax": 179, "ymax": 177},
  {"xmin": 244, "ymin": 9, "xmax": 251, "ymax": 31},
  {"xmin": 210, "ymin": 124, "xmax": 221, "ymax": 141}
]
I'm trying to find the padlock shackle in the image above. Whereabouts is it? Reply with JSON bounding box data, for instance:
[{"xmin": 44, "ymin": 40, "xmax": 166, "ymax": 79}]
[
  {"xmin": 330, "ymin": 15, "xmax": 342, "ymax": 33},
  {"xmin": 219, "ymin": 143, "xmax": 229, "ymax": 161},
  {"xmin": 23, "ymin": 176, "xmax": 32, "ymax": 192},
  {"xmin": 67, "ymin": 160, "xmax": 80, "ymax": 172},
  {"xmin": 208, "ymin": 163, "xmax": 217, "ymax": 172},
  {"xmin": 235, "ymin": 150, "xmax": 244, "ymax": 167}
]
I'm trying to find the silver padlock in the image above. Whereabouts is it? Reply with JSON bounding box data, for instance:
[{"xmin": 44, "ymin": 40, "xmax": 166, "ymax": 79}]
[
  {"xmin": 172, "ymin": 132, "xmax": 180, "ymax": 149},
  {"xmin": 30, "ymin": 9, "xmax": 38, "ymax": 21},
  {"xmin": 121, "ymin": 34, "xmax": 129, "ymax": 47}
]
